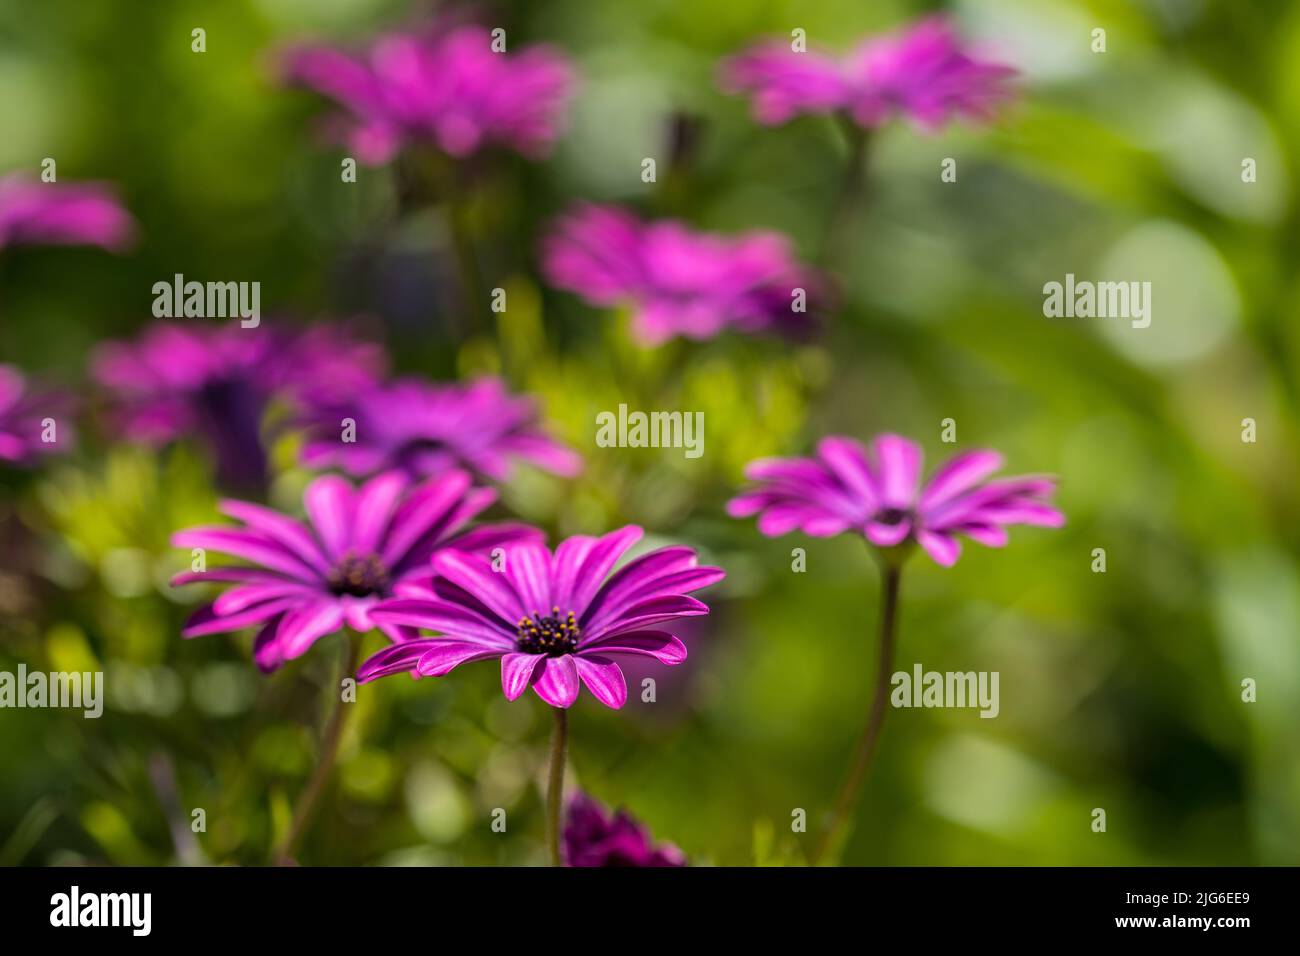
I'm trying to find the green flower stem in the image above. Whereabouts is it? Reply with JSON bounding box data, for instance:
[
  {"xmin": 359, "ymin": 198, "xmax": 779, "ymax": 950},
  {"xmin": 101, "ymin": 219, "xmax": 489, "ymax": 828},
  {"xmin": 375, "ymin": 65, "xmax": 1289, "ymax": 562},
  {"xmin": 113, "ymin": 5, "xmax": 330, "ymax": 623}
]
[
  {"xmin": 810, "ymin": 559, "xmax": 901, "ymax": 865},
  {"xmin": 546, "ymin": 706, "xmax": 569, "ymax": 867},
  {"xmin": 273, "ymin": 631, "xmax": 360, "ymax": 865}
]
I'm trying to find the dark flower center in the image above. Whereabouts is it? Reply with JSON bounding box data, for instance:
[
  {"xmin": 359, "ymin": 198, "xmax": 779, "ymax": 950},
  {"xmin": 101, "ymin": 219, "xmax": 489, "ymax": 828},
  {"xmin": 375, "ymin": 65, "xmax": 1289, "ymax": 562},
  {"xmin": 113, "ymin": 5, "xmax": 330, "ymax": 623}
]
[
  {"xmin": 326, "ymin": 553, "xmax": 391, "ymax": 598},
  {"xmin": 874, "ymin": 507, "xmax": 910, "ymax": 526},
  {"xmin": 516, "ymin": 607, "xmax": 580, "ymax": 656}
]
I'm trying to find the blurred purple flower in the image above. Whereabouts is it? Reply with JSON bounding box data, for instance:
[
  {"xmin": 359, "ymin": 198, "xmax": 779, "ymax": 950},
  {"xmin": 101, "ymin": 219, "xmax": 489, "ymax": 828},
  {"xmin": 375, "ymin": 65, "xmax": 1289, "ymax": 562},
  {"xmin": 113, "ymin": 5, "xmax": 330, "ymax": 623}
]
[
  {"xmin": 281, "ymin": 24, "xmax": 575, "ymax": 163},
  {"xmin": 171, "ymin": 469, "xmax": 536, "ymax": 672},
  {"xmin": 728, "ymin": 434, "xmax": 1063, "ymax": 566},
  {"xmin": 361, "ymin": 526, "xmax": 724, "ymax": 709},
  {"xmin": 541, "ymin": 203, "xmax": 823, "ymax": 346},
  {"xmin": 720, "ymin": 16, "xmax": 1017, "ymax": 132},
  {"xmin": 0, "ymin": 175, "xmax": 134, "ymax": 251},
  {"xmin": 298, "ymin": 376, "xmax": 581, "ymax": 482},
  {"xmin": 563, "ymin": 792, "xmax": 686, "ymax": 867},
  {"xmin": 92, "ymin": 321, "xmax": 386, "ymax": 491},
  {"xmin": 0, "ymin": 364, "xmax": 75, "ymax": 464}
]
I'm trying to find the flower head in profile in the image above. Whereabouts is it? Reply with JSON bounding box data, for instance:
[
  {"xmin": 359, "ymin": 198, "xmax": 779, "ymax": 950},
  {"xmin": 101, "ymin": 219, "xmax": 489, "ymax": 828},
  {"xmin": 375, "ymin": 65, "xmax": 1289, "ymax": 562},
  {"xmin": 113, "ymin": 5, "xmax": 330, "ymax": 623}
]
[
  {"xmin": 172, "ymin": 469, "xmax": 536, "ymax": 672},
  {"xmin": 720, "ymin": 16, "xmax": 1017, "ymax": 132},
  {"xmin": 0, "ymin": 365, "xmax": 75, "ymax": 465},
  {"xmin": 728, "ymin": 434, "xmax": 1062, "ymax": 566},
  {"xmin": 93, "ymin": 322, "xmax": 385, "ymax": 490},
  {"xmin": 541, "ymin": 203, "xmax": 822, "ymax": 346},
  {"xmin": 361, "ymin": 526, "xmax": 725, "ymax": 709},
  {"xmin": 299, "ymin": 377, "xmax": 581, "ymax": 482},
  {"xmin": 281, "ymin": 24, "xmax": 574, "ymax": 163},
  {"xmin": 0, "ymin": 175, "xmax": 135, "ymax": 252},
  {"xmin": 563, "ymin": 792, "xmax": 686, "ymax": 867}
]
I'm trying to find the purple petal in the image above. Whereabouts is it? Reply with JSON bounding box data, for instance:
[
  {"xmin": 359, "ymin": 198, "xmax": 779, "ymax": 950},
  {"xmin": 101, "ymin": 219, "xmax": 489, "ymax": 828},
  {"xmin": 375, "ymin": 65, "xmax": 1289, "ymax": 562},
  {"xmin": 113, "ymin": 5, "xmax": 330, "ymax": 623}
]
[
  {"xmin": 181, "ymin": 598, "xmax": 301, "ymax": 637},
  {"xmin": 579, "ymin": 630, "xmax": 687, "ymax": 664},
  {"xmin": 217, "ymin": 500, "xmax": 331, "ymax": 574},
  {"xmin": 415, "ymin": 641, "xmax": 504, "ymax": 676},
  {"xmin": 303, "ymin": 474, "xmax": 356, "ymax": 559},
  {"xmin": 357, "ymin": 640, "xmax": 437, "ymax": 682},
  {"xmin": 431, "ymin": 550, "xmax": 524, "ymax": 623},
  {"xmin": 277, "ymin": 603, "xmax": 345, "ymax": 659},
  {"xmin": 565, "ymin": 526, "xmax": 643, "ymax": 615},
  {"xmin": 501, "ymin": 652, "xmax": 543, "ymax": 700},
  {"xmin": 368, "ymin": 598, "xmax": 515, "ymax": 647},
  {"xmin": 532, "ymin": 654, "xmax": 580, "ymax": 708},
  {"xmin": 918, "ymin": 449, "xmax": 1003, "ymax": 512},
  {"xmin": 916, "ymin": 529, "xmax": 961, "ymax": 566},
  {"xmin": 503, "ymin": 542, "xmax": 554, "ymax": 616},
  {"xmin": 816, "ymin": 436, "xmax": 880, "ymax": 509},
  {"xmin": 574, "ymin": 655, "xmax": 627, "ymax": 709},
  {"xmin": 172, "ymin": 527, "xmax": 319, "ymax": 580},
  {"xmin": 872, "ymin": 434, "xmax": 923, "ymax": 509},
  {"xmin": 350, "ymin": 470, "xmax": 408, "ymax": 556}
]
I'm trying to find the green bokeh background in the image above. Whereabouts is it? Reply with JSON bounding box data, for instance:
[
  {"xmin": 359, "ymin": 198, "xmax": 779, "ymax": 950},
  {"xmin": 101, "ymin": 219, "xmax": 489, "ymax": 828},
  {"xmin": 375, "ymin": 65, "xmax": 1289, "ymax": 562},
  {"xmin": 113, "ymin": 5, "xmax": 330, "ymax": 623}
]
[{"xmin": 2, "ymin": 0, "xmax": 1298, "ymax": 866}]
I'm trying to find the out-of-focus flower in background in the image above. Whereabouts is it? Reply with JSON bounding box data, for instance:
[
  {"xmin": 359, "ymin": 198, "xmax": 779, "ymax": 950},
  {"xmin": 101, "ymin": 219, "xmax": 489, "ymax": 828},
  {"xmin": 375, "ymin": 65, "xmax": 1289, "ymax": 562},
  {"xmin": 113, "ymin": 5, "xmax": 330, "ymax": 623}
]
[
  {"xmin": 728, "ymin": 434, "xmax": 1063, "ymax": 566},
  {"xmin": 92, "ymin": 321, "xmax": 386, "ymax": 492},
  {"xmin": 171, "ymin": 469, "xmax": 537, "ymax": 672},
  {"xmin": 280, "ymin": 24, "xmax": 575, "ymax": 164},
  {"xmin": 363, "ymin": 525, "xmax": 725, "ymax": 709},
  {"xmin": 541, "ymin": 203, "xmax": 823, "ymax": 346},
  {"xmin": 563, "ymin": 791, "xmax": 686, "ymax": 867},
  {"xmin": 0, "ymin": 364, "xmax": 75, "ymax": 465},
  {"xmin": 298, "ymin": 376, "xmax": 582, "ymax": 482},
  {"xmin": 720, "ymin": 16, "xmax": 1017, "ymax": 132},
  {"xmin": 0, "ymin": 175, "xmax": 135, "ymax": 252}
]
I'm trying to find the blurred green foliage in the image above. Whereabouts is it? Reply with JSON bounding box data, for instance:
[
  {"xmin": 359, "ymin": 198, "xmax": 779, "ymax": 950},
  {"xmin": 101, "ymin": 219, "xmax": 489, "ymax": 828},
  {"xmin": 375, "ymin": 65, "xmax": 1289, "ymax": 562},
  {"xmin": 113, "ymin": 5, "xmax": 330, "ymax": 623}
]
[{"xmin": 1, "ymin": 0, "xmax": 1299, "ymax": 866}]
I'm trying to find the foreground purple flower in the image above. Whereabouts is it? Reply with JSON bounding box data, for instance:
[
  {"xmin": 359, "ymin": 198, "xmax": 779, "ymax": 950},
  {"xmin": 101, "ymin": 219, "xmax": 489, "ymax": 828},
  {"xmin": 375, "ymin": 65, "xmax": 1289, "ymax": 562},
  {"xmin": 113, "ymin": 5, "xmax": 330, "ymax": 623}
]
[
  {"xmin": 564, "ymin": 792, "xmax": 686, "ymax": 867},
  {"xmin": 0, "ymin": 365, "xmax": 74, "ymax": 464},
  {"xmin": 0, "ymin": 175, "xmax": 134, "ymax": 251},
  {"xmin": 172, "ymin": 469, "xmax": 534, "ymax": 671},
  {"xmin": 720, "ymin": 16, "xmax": 1017, "ymax": 132},
  {"xmin": 93, "ymin": 321, "xmax": 385, "ymax": 490},
  {"xmin": 361, "ymin": 525, "xmax": 724, "ymax": 709},
  {"xmin": 728, "ymin": 434, "xmax": 1063, "ymax": 566},
  {"xmin": 541, "ymin": 203, "xmax": 822, "ymax": 346},
  {"xmin": 281, "ymin": 24, "xmax": 574, "ymax": 163},
  {"xmin": 298, "ymin": 376, "xmax": 581, "ymax": 481}
]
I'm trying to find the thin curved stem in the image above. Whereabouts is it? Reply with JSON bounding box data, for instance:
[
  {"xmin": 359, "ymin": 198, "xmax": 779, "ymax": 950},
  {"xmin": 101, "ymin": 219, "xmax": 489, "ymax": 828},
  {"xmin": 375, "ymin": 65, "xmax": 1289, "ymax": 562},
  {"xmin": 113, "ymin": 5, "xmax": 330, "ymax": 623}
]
[
  {"xmin": 546, "ymin": 706, "xmax": 568, "ymax": 867},
  {"xmin": 273, "ymin": 632, "xmax": 360, "ymax": 865},
  {"xmin": 818, "ymin": 117, "xmax": 872, "ymax": 268},
  {"xmin": 809, "ymin": 561, "xmax": 901, "ymax": 865}
]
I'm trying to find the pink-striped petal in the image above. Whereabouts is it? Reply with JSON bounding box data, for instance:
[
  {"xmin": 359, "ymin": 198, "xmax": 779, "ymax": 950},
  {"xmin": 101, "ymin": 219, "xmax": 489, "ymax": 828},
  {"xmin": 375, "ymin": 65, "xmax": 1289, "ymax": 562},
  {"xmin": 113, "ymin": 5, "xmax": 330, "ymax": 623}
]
[
  {"xmin": 532, "ymin": 654, "xmax": 580, "ymax": 708},
  {"xmin": 501, "ymin": 652, "xmax": 543, "ymax": 700},
  {"xmin": 574, "ymin": 655, "xmax": 627, "ymax": 709}
]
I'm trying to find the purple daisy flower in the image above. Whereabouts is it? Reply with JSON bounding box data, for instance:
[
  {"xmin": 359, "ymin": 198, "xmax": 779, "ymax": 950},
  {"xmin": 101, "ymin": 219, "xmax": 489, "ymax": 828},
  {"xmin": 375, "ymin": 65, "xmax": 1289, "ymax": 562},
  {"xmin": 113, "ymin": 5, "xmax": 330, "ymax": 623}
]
[
  {"xmin": 281, "ymin": 24, "xmax": 575, "ymax": 164},
  {"xmin": 92, "ymin": 321, "xmax": 386, "ymax": 491},
  {"xmin": 0, "ymin": 364, "xmax": 75, "ymax": 464},
  {"xmin": 728, "ymin": 434, "xmax": 1063, "ymax": 566},
  {"xmin": 720, "ymin": 16, "xmax": 1017, "ymax": 133},
  {"xmin": 0, "ymin": 175, "xmax": 135, "ymax": 251},
  {"xmin": 360, "ymin": 525, "xmax": 725, "ymax": 709},
  {"xmin": 298, "ymin": 376, "xmax": 582, "ymax": 482},
  {"xmin": 540, "ymin": 203, "xmax": 823, "ymax": 346},
  {"xmin": 563, "ymin": 792, "xmax": 686, "ymax": 867},
  {"xmin": 171, "ymin": 469, "xmax": 537, "ymax": 672}
]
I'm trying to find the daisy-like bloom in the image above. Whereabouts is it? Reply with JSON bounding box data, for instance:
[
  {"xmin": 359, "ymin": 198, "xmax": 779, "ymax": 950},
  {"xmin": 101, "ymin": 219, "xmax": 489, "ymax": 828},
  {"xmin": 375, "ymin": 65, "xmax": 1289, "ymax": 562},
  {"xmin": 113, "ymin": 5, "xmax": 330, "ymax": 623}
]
[
  {"xmin": 360, "ymin": 525, "xmax": 725, "ymax": 709},
  {"xmin": 728, "ymin": 434, "xmax": 1063, "ymax": 566},
  {"xmin": 92, "ymin": 321, "xmax": 386, "ymax": 490},
  {"xmin": 171, "ymin": 469, "xmax": 537, "ymax": 672},
  {"xmin": 298, "ymin": 376, "xmax": 582, "ymax": 482},
  {"xmin": 720, "ymin": 16, "xmax": 1016, "ymax": 132},
  {"xmin": 281, "ymin": 24, "xmax": 575, "ymax": 164},
  {"xmin": 0, "ymin": 175, "xmax": 134, "ymax": 251},
  {"xmin": 541, "ymin": 203, "xmax": 822, "ymax": 346},
  {"xmin": 563, "ymin": 792, "xmax": 686, "ymax": 867},
  {"xmin": 0, "ymin": 364, "xmax": 75, "ymax": 464}
]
